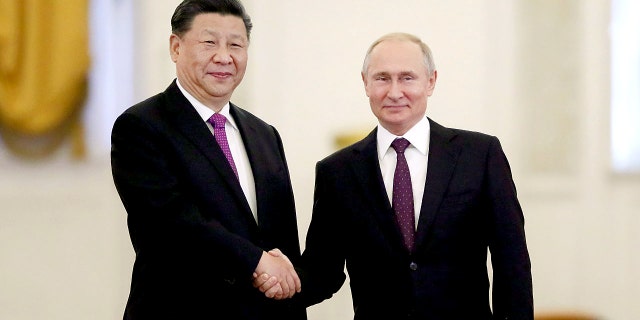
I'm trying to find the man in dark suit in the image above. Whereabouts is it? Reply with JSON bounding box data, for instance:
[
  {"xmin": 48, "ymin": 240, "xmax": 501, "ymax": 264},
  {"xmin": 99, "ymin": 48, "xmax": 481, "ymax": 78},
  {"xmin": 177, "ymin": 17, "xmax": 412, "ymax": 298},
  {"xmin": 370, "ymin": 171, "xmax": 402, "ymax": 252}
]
[
  {"xmin": 110, "ymin": 1, "xmax": 306, "ymax": 319},
  {"xmin": 257, "ymin": 32, "xmax": 533, "ymax": 319}
]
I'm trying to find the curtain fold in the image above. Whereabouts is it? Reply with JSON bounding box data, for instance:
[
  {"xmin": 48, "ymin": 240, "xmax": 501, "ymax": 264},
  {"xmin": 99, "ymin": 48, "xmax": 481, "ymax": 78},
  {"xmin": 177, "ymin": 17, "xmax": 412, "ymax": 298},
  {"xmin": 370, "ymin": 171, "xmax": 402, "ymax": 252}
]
[{"xmin": 0, "ymin": 0, "xmax": 90, "ymax": 158}]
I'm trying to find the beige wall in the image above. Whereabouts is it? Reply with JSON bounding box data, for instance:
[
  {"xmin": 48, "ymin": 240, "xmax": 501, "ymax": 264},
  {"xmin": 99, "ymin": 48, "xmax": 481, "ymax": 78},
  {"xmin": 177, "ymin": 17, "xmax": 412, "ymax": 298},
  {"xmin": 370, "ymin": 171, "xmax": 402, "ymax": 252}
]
[{"xmin": 2, "ymin": 1, "xmax": 639, "ymax": 319}]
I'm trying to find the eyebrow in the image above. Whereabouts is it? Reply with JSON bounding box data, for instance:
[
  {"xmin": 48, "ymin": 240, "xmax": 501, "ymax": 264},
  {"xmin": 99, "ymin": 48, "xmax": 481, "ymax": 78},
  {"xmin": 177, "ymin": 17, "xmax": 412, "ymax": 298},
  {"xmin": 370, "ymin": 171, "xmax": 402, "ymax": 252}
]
[
  {"xmin": 202, "ymin": 29, "xmax": 246, "ymax": 41},
  {"xmin": 371, "ymin": 71, "xmax": 417, "ymax": 77},
  {"xmin": 370, "ymin": 71, "xmax": 390, "ymax": 77},
  {"xmin": 398, "ymin": 71, "xmax": 417, "ymax": 77}
]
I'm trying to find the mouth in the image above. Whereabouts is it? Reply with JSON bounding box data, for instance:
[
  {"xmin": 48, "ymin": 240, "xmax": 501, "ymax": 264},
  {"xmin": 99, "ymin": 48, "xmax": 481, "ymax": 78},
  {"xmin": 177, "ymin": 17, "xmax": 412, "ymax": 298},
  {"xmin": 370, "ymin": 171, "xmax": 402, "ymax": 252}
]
[
  {"xmin": 384, "ymin": 104, "xmax": 408, "ymax": 109},
  {"xmin": 208, "ymin": 71, "xmax": 233, "ymax": 79}
]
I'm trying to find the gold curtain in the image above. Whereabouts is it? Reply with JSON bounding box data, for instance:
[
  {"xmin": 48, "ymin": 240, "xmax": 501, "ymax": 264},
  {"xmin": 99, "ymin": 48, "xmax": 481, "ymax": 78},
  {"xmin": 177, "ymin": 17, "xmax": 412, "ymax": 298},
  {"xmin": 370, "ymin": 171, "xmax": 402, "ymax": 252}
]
[{"xmin": 0, "ymin": 0, "xmax": 90, "ymax": 158}]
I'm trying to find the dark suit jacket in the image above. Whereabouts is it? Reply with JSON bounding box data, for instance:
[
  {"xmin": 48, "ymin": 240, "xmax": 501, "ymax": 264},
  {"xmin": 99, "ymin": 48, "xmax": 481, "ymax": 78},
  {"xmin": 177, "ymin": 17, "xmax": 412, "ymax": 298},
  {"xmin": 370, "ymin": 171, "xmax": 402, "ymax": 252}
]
[
  {"xmin": 299, "ymin": 119, "xmax": 533, "ymax": 320},
  {"xmin": 111, "ymin": 80, "xmax": 306, "ymax": 320}
]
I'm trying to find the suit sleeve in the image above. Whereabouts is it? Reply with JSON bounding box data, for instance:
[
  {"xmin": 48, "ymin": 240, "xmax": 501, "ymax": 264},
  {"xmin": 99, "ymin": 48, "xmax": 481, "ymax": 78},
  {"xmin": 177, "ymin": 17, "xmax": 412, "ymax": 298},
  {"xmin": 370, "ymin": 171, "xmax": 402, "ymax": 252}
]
[
  {"xmin": 295, "ymin": 160, "xmax": 348, "ymax": 307},
  {"xmin": 110, "ymin": 111, "xmax": 263, "ymax": 277},
  {"xmin": 485, "ymin": 137, "xmax": 534, "ymax": 319}
]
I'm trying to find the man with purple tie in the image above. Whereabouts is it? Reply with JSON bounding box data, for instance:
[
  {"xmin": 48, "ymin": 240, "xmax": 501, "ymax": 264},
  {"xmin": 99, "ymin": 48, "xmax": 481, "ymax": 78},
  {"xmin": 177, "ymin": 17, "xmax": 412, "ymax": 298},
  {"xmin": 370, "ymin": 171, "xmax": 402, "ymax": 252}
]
[{"xmin": 110, "ymin": 1, "xmax": 305, "ymax": 319}]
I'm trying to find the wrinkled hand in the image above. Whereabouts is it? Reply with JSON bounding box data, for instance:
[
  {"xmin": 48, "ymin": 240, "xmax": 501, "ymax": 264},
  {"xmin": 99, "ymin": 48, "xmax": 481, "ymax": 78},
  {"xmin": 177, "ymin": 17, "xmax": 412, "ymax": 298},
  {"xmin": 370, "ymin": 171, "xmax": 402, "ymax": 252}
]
[{"xmin": 253, "ymin": 249, "xmax": 300, "ymax": 299}]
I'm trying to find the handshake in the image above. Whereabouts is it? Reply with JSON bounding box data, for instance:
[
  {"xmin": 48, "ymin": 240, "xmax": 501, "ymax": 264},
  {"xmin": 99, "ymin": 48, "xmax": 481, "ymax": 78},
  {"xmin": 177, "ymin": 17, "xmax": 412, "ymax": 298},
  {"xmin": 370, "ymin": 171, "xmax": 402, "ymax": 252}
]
[{"xmin": 252, "ymin": 248, "xmax": 301, "ymax": 300}]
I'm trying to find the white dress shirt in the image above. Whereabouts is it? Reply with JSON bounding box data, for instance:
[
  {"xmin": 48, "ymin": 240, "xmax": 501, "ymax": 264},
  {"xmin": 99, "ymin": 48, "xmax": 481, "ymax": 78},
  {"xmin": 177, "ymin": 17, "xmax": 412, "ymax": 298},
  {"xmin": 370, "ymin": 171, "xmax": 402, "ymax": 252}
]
[
  {"xmin": 377, "ymin": 117, "xmax": 430, "ymax": 229},
  {"xmin": 177, "ymin": 79, "xmax": 258, "ymax": 222}
]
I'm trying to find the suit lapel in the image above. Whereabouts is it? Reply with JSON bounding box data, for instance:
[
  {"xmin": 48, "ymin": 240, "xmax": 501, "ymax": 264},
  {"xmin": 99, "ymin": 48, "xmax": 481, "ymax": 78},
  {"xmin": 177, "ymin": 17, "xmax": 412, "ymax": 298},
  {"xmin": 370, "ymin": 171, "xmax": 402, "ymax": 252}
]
[
  {"xmin": 350, "ymin": 129, "xmax": 410, "ymax": 253},
  {"xmin": 414, "ymin": 119, "xmax": 460, "ymax": 250},
  {"xmin": 164, "ymin": 81, "xmax": 254, "ymax": 224},
  {"xmin": 228, "ymin": 104, "xmax": 267, "ymax": 225}
]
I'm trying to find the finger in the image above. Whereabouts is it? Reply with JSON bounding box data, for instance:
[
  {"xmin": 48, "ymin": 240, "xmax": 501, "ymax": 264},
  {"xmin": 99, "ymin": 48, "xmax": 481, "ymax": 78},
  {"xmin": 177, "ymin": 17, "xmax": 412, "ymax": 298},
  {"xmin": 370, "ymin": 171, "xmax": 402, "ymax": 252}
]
[
  {"xmin": 252, "ymin": 273, "xmax": 266, "ymax": 288},
  {"xmin": 274, "ymin": 288, "xmax": 285, "ymax": 300},
  {"xmin": 253, "ymin": 273, "xmax": 272, "ymax": 291},
  {"xmin": 284, "ymin": 273, "xmax": 296, "ymax": 298},
  {"xmin": 264, "ymin": 282, "xmax": 277, "ymax": 298},
  {"xmin": 268, "ymin": 248, "xmax": 283, "ymax": 257},
  {"xmin": 260, "ymin": 276, "xmax": 278, "ymax": 293},
  {"xmin": 292, "ymin": 269, "xmax": 302, "ymax": 293},
  {"xmin": 280, "ymin": 252, "xmax": 292, "ymax": 265},
  {"xmin": 289, "ymin": 273, "xmax": 300, "ymax": 297},
  {"xmin": 265, "ymin": 283, "xmax": 283, "ymax": 299},
  {"xmin": 279, "ymin": 275, "xmax": 291, "ymax": 297}
]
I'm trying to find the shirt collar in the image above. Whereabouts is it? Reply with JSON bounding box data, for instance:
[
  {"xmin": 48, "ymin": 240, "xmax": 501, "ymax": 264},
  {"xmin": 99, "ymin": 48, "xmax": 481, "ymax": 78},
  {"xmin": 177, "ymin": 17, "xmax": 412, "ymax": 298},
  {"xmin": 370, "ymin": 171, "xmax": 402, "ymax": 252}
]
[
  {"xmin": 377, "ymin": 116, "xmax": 430, "ymax": 159},
  {"xmin": 176, "ymin": 78, "xmax": 238, "ymax": 131}
]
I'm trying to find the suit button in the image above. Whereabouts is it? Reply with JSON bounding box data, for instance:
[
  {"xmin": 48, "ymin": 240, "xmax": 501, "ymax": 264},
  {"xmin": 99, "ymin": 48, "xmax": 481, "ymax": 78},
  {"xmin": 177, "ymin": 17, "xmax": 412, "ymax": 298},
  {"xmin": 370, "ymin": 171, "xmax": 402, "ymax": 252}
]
[{"xmin": 409, "ymin": 262, "xmax": 418, "ymax": 271}]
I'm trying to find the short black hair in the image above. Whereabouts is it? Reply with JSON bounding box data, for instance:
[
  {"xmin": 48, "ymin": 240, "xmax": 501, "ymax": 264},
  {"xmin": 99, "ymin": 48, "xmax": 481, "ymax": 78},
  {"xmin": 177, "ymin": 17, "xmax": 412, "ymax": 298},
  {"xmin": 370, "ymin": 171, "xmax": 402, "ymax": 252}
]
[{"xmin": 171, "ymin": 0, "xmax": 253, "ymax": 40}]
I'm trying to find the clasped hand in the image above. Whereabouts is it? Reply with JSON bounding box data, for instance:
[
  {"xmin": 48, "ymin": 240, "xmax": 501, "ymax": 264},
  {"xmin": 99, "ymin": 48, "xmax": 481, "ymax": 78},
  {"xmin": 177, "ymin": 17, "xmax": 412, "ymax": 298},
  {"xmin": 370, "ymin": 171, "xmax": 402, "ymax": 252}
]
[{"xmin": 252, "ymin": 248, "xmax": 300, "ymax": 300}]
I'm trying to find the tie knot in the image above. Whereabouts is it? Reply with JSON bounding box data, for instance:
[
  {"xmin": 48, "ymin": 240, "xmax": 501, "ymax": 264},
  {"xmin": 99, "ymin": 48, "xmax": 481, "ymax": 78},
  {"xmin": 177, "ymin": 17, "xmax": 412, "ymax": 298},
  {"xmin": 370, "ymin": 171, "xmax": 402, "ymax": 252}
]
[
  {"xmin": 391, "ymin": 138, "xmax": 410, "ymax": 153},
  {"xmin": 208, "ymin": 113, "xmax": 227, "ymax": 128}
]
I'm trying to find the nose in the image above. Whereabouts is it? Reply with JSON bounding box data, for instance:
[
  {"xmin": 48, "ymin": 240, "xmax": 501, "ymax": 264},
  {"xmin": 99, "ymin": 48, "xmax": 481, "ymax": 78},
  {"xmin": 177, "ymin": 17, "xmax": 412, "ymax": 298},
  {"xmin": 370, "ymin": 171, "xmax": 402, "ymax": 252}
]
[
  {"xmin": 213, "ymin": 46, "xmax": 233, "ymax": 64},
  {"xmin": 387, "ymin": 80, "xmax": 403, "ymax": 100}
]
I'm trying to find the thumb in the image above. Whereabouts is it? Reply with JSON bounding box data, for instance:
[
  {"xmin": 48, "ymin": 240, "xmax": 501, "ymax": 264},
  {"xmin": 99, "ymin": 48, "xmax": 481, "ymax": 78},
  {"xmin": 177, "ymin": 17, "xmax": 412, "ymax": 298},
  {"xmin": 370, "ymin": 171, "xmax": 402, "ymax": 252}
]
[{"xmin": 268, "ymin": 248, "xmax": 283, "ymax": 257}]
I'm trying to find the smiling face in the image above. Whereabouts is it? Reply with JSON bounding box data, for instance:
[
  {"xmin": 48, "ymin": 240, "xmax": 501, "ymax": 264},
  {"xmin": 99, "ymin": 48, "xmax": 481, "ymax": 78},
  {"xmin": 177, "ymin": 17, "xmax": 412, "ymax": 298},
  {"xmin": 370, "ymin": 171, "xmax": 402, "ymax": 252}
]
[
  {"xmin": 362, "ymin": 39, "xmax": 437, "ymax": 136},
  {"xmin": 170, "ymin": 13, "xmax": 248, "ymax": 111}
]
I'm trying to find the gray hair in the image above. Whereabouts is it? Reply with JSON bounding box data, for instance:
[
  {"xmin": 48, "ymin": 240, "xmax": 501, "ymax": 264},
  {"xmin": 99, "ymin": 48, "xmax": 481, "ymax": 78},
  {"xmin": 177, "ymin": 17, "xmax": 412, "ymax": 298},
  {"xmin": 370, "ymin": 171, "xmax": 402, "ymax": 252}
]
[{"xmin": 361, "ymin": 32, "xmax": 436, "ymax": 76}]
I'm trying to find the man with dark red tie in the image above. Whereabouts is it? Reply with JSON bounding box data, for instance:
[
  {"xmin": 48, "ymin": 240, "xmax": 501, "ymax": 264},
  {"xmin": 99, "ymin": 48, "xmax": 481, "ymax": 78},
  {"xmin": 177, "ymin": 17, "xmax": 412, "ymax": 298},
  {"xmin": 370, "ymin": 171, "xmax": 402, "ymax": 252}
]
[{"xmin": 257, "ymin": 32, "xmax": 533, "ymax": 320}]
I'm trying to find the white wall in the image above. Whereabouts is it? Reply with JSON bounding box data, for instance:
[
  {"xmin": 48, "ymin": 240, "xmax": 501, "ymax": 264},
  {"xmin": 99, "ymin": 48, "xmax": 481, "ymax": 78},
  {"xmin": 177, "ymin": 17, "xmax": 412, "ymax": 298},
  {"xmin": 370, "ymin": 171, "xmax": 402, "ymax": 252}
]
[{"xmin": 1, "ymin": 1, "xmax": 639, "ymax": 319}]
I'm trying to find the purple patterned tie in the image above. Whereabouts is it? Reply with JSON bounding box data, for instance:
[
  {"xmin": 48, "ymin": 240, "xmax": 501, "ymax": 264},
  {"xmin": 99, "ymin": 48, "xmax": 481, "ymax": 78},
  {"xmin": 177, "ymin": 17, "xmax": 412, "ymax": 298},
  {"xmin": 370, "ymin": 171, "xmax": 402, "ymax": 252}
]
[
  {"xmin": 208, "ymin": 113, "xmax": 239, "ymax": 179},
  {"xmin": 391, "ymin": 138, "xmax": 415, "ymax": 252}
]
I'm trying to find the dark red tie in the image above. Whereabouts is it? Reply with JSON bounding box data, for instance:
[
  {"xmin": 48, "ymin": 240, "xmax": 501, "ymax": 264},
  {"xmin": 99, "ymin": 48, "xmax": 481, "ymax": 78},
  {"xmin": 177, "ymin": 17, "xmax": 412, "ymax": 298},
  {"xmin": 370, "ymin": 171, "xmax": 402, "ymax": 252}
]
[
  {"xmin": 208, "ymin": 113, "xmax": 239, "ymax": 179},
  {"xmin": 391, "ymin": 138, "xmax": 415, "ymax": 252}
]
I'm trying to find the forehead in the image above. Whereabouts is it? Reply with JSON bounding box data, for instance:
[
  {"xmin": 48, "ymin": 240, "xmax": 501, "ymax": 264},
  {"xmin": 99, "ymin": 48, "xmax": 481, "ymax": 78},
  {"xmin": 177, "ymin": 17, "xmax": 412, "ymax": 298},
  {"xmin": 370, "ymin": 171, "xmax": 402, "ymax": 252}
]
[
  {"xmin": 188, "ymin": 13, "xmax": 247, "ymax": 40},
  {"xmin": 368, "ymin": 39, "xmax": 425, "ymax": 74}
]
